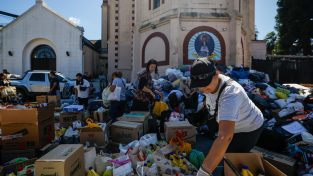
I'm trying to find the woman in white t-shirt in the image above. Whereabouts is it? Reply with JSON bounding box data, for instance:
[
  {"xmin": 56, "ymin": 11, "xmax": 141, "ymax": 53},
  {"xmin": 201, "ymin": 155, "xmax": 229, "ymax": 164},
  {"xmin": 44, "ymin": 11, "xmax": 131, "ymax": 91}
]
[{"xmin": 75, "ymin": 73, "xmax": 90, "ymax": 109}]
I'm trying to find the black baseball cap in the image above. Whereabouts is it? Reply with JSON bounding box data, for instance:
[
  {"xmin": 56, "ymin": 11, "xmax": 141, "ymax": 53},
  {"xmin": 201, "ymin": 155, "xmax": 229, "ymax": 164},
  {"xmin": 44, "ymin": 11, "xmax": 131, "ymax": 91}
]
[{"xmin": 190, "ymin": 58, "xmax": 216, "ymax": 88}]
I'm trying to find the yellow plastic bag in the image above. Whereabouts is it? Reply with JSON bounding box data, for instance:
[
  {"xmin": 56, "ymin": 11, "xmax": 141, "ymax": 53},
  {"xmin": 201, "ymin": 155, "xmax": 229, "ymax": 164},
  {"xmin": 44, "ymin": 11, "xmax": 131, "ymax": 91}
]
[
  {"xmin": 86, "ymin": 118, "xmax": 100, "ymax": 128},
  {"xmin": 152, "ymin": 101, "xmax": 168, "ymax": 118}
]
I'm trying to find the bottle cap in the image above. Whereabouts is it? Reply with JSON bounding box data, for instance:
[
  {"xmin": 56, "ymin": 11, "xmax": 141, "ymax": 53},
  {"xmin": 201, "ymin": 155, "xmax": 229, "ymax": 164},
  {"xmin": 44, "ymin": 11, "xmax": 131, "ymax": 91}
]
[{"xmin": 242, "ymin": 165, "xmax": 249, "ymax": 169}]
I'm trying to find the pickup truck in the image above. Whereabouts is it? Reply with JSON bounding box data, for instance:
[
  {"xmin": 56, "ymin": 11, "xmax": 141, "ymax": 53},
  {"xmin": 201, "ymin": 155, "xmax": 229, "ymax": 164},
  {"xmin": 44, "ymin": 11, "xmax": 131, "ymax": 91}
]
[{"xmin": 10, "ymin": 70, "xmax": 75, "ymax": 100}]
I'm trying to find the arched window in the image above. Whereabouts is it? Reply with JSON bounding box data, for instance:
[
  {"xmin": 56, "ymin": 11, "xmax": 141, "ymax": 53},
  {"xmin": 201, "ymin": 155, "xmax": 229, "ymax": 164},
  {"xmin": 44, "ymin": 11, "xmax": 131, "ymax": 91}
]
[
  {"xmin": 31, "ymin": 45, "xmax": 56, "ymax": 70},
  {"xmin": 31, "ymin": 45, "xmax": 56, "ymax": 59}
]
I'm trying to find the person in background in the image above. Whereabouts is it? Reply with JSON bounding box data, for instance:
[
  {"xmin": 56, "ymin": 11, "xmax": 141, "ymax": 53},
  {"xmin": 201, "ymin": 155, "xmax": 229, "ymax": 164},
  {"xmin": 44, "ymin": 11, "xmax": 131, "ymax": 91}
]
[
  {"xmin": 190, "ymin": 58, "xmax": 264, "ymax": 176},
  {"xmin": 167, "ymin": 89, "xmax": 184, "ymax": 113},
  {"xmin": 132, "ymin": 59, "xmax": 162, "ymax": 111},
  {"xmin": 75, "ymin": 73, "xmax": 90, "ymax": 109},
  {"xmin": 0, "ymin": 73, "xmax": 11, "ymax": 103},
  {"xmin": 0, "ymin": 73, "xmax": 10, "ymax": 87},
  {"xmin": 2, "ymin": 69, "xmax": 11, "ymax": 79},
  {"xmin": 48, "ymin": 71, "xmax": 60, "ymax": 96},
  {"xmin": 109, "ymin": 71, "xmax": 126, "ymax": 121}
]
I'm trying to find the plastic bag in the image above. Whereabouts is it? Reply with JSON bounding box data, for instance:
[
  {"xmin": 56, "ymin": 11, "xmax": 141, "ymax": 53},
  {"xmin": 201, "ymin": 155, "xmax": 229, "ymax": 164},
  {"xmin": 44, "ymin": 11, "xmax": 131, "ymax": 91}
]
[
  {"xmin": 72, "ymin": 120, "xmax": 82, "ymax": 129},
  {"xmin": 113, "ymin": 162, "xmax": 132, "ymax": 176},
  {"xmin": 168, "ymin": 112, "xmax": 184, "ymax": 122},
  {"xmin": 102, "ymin": 86, "xmax": 111, "ymax": 107},
  {"xmin": 84, "ymin": 147, "xmax": 97, "ymax": 172},
  {"xmin": 119, "ymin": 140, "xmax": 140, "ymax": 154},
  {"xmin": 139, "ymin": 134, "xmax": 157, "ymax": 147},
  {"xmin": 64, "ymin": 127, "xmax": 79, "ymax": 137},
  {"xmin": 136, "ymin": 162, "xmax": 158, "ymax": 176},
  {"xmin": 108, "ymin": 87, "xmax": 121, "ymax": 101},
  {"xmin": 151, "ymin": 101, "xmax": 168, "ymax": 118},
  {"xmin": 95, "ymin": 152, "xmax": 112, "ymax": 175}
]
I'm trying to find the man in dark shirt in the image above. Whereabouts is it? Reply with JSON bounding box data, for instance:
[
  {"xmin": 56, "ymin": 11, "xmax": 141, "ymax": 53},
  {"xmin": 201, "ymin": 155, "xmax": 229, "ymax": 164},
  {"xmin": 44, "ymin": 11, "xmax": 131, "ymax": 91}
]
[{"xmin": 49, "ymin": 71, "xmax": 60, "ymax": 96}]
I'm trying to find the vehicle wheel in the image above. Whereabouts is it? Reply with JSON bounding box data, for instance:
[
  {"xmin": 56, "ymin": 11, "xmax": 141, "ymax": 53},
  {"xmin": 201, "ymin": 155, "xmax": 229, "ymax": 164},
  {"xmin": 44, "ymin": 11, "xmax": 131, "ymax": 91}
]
[{"xmin": 16, "ymin": 89, "xmax": 26, "ymax": 103}]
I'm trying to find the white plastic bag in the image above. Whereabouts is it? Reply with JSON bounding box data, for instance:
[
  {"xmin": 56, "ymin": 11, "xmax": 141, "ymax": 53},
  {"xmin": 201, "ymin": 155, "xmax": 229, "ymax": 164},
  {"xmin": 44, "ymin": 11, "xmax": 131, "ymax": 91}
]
[
  {"xmin": 113, "ymin": 162, "xmax": 132, "ymax": 176},
  {"xmin": 95, "ymin": 152, "xmax": 112, "ymax": 175},
  {"xmin": 119, "ymin": 140, "xmax": 140, "ymax": 154},
  {"xmin": 102, "ymin": 86, "xmax": 111, "ymax": 107},
  {"xmin": 168, "ymin": 112, "xmax": 184, "ymax": 122},
  {"xmin": 108, "ymin": 86, "xmax": 121, "ymax": 101},
  {"xmin": 64, "ymin": 127, "xmax": 79, "ymax": 137},
  {"xmin": 139, "ymin": 134, "xmax": 157, "ymax": 147}
]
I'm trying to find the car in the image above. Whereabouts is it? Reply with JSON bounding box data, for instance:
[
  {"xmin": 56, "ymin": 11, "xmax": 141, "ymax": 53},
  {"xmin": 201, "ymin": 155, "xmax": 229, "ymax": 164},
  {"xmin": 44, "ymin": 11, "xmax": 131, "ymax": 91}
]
[{"xmin": 10, "ymin": 70, "xmax": 75, "ymax": 100}]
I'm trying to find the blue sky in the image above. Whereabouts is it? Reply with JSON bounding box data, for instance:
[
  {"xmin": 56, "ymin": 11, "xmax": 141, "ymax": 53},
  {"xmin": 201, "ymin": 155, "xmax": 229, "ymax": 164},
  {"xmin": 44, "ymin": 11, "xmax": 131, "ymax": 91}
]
[{"xmin": 1, "ymin": 0, "xmax": 277, "ymax": 40}]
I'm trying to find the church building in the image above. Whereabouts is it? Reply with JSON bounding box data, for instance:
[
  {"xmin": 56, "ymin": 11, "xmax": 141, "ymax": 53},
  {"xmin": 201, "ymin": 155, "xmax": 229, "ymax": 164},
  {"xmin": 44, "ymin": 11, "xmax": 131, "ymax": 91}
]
[
  {"xmin": 102, "ymin": 0, "xmax": 257, "ymax": 81},
  {"xmin": 0, "ymin": 0, "xmax": 100, "ymax": 78}
]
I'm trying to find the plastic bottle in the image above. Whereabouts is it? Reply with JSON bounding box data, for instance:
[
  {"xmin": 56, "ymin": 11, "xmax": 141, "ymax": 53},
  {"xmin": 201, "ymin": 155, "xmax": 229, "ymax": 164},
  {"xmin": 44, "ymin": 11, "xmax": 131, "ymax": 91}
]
[
  {"xmin": 103, "ymin": 166, "xmax": 113, "ymax": 176},
  {"xmin": 241, "ymin": 165, "xmax": 254, "ymax": 176},
  {"xmin": 87, "ymin": 167, "xmax": 100, "ymax": 176}
]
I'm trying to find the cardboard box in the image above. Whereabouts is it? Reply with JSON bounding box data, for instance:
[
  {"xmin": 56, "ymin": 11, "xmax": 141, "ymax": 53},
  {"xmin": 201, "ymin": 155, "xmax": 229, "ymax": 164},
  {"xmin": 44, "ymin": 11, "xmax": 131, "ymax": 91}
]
[
  {"xmin": 165, "ymin": 121, "xmax": 197, "ymax": 145},
  {"xmin": 48, "ymin": 95, "xmax": 61, "ymax": 107},
  {"xmin": 118, "ymin": 111, "xmax": 149, "ymax": 134},
  {"xmin": 80, "ymin": 125, "xmax": 108, "ymax": 146},
  {"xmin": 59, "ymin": 112, "xmax": 83, "ymax": 127},
  {"xmin": 35, "ymin": 144, "xmax": 85, "ymax": 176},
  {"xmin": 36, "ymin": 95, "xmax": 47, "ymax": 104},
  {"xmin": 111, "ymin": 121, "xmax": 143, "ymax": 144},
  {"xmin": 0, "ymin": 104, "xmax": 55, "ymax": 150},
  {"xmin": 93, "ymin": 110, "xmax": 109, "ymax": 123},
  {"xmin": 251, "ymin": 146, "xmax": 297, "ymax": 176},
  {"xmin": 224, "ymin": 153, "xmax": 286, "ymax": 176}
]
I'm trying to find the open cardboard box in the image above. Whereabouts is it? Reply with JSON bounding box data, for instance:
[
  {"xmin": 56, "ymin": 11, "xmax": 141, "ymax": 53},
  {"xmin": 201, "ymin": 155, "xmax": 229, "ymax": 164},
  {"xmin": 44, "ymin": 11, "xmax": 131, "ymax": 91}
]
[
  {"xmin": 224, "ymin": 153, "xmax": 286, "ymax": 176},
  {"xmin": 251, "ymin": 146, "xmax": 297, "ymax": 175},
  {"xmin": 0, "ymin": 104, "xmax": 55, "ymax": 150},
  {"xmin": 35, "ymin": 144, "xmax": 85, "ymax": 176}
]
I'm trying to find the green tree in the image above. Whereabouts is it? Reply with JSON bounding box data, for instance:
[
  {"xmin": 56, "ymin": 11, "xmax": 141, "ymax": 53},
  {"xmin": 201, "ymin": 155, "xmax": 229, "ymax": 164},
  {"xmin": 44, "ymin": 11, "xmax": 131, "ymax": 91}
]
[
  {"xmin": 275, "ymin": 0, "xmax": 313, "ymax": 55},
  {"xmin": 264, "ymin": 31, "xmax": 277, "ymax": 54}
]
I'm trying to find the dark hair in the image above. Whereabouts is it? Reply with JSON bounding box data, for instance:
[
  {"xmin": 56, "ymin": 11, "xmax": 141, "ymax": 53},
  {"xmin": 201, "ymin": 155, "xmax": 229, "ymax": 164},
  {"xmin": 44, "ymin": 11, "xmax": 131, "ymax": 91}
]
[
  {"xmin": 0, "ymin": 73, "xmax": 4, "ymax": 79},
  {"xmin": 146, "ymin": 59, "xmax": 158, "ymax": 74},
  {"xmin": 50, "ymin": 71, "xmax": 56, "ymax": 76},
  {"xmin": 168, "ymin": 93, "xmax": 179, "ymax": 109},
  {"xmin": 3, "ymin": 69, "xmax": 9, "ymax": 74},
  {"xmin": 112, "ymin": 71, "xmax": 123, "ymax": 78},
  {"xmin": 76, "ymin": 73, "xmax": 83, "ymax": 77}
]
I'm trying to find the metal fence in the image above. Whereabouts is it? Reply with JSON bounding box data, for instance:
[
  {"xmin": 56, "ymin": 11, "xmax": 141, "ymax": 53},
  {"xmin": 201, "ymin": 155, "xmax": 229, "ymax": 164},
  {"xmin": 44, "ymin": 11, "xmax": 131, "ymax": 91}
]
[{"xmin": 251, "ymin": 55, "xmax": 313, "ymax": 84}]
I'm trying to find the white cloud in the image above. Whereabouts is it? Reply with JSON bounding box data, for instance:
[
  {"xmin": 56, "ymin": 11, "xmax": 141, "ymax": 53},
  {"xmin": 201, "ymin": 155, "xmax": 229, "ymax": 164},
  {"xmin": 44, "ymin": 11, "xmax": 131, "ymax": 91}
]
[{"xmin": 68, "ymin": 17, "xmax": 81, "ymax": 25}]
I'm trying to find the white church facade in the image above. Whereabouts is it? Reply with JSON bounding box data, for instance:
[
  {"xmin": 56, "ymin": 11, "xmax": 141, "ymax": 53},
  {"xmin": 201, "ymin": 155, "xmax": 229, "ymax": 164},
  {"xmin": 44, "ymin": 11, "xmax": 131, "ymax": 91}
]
[{"xmin": 0, "ymin": 0, "xmax": 100, "ymax": 78}]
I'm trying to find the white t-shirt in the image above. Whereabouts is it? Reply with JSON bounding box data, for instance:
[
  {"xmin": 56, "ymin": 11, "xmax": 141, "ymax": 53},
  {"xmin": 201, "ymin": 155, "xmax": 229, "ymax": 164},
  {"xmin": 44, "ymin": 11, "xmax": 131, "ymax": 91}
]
[
  {"xmin": 204, "ymin": 74, "xmax": 264, "ymax": 133},
  {"xmin": 75, "ymin": 79, "xmax": 90, "ymax": 98}
]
